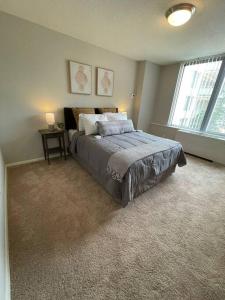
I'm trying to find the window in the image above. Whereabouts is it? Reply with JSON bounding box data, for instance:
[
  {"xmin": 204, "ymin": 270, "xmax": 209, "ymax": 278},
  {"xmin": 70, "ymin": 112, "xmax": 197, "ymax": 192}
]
[
  {"xmin": 207, "ymin": 76, "xmax": 225, "ymax": 135},
  {"xmin": 169, "ymin": 57, "xmax": 225, "ymax": 138}
]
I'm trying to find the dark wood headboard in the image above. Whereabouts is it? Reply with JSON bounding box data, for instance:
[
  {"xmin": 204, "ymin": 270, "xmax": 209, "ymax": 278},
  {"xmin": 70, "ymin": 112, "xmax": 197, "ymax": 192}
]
[
  {"xmin": 64, "ymin": 107, "xmax": 76, "ymax": 130},
  {"xmin": 64, "ymin": 107, "xmax": 118, "ymax": 130}
]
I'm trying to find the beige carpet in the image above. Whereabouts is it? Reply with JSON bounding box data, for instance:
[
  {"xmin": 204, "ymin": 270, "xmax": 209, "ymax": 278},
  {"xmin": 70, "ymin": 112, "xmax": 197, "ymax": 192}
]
[{"xmin": 8, "ymin": 155, "xmax": 225, "ymax": 300}]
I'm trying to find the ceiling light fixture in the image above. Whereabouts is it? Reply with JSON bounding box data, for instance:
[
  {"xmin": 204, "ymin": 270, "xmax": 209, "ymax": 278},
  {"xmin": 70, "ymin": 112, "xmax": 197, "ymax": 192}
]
[{"xmin": 165, "ymin": 3, "xmax": 196, "ymax": 27}]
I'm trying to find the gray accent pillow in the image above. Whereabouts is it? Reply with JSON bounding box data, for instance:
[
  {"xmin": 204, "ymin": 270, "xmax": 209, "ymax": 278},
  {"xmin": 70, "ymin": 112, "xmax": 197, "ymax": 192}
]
[{"xmin": 96, "ymin": 120, "xmax": 134, "ymax": 137}]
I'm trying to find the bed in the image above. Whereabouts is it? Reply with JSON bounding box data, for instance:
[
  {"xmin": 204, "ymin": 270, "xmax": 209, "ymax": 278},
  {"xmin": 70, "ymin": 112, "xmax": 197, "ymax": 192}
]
[{"xmin": 64, "ymin": 107, "xmax": 186, "ymax": 207}]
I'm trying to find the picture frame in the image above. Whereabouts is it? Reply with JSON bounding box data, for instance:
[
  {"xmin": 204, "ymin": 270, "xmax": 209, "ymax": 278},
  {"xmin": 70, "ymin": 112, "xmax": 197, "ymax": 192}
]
[
  {"xmin": 96, "ymin": 67, "xmax": 114, "ymax": 96},
  {"xmin": 69, "ymin": 60, "xmax": 92, "ymax": 95}
]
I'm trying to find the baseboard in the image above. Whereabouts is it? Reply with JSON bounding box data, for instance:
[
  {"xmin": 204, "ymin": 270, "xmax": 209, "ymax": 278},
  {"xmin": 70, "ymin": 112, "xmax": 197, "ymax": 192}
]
[
  {"xmin": 6, "ymin": 153, "xmax": 67, "ymax": 167},
  {"xmin": 4, "ymin": 166, "xmax": 10, "ymax": 300},
  {"xmin": 6, "ymin": 156, "xmax": 45, "ymax": 167},
  {"xmin": 185, "ymin": 152, "xmax": 213, "ymax": 162}
]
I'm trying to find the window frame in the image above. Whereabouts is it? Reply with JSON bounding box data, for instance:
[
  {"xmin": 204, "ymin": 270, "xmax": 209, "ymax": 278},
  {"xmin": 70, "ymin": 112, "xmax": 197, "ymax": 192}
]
[
  {"xmin": 168, "ymin": 58, "xmax": 225, "ymax": 139},
  {"xmin": 168, "ymin": 64, "xmax": 185, "ymax": 126}
]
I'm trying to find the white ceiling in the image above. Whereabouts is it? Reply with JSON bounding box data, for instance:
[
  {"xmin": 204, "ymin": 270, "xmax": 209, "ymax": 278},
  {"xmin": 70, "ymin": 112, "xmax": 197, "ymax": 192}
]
[{"xmin": 0, "ymin": 0, "xmax": 225, "ymax": 65}]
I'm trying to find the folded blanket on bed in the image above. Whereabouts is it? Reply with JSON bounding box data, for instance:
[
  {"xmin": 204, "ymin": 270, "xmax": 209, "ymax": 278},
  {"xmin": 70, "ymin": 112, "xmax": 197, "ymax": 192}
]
[{"xmin": 107, "ymin": 140, "xmax": 186, "ymax": 182}]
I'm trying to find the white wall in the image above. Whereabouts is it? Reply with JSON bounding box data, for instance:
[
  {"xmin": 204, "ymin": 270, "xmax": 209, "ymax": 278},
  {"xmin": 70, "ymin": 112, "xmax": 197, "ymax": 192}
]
[
  {"xmin": 176, "ymin": 130, "xmax": 225, "ymax": 164},
  {"xmin": 0, "ymin": 11, "xmax": 137, "ymax": 164},
  {"xmin": 133, "ymin": 62, "xmax": 145, "ymax": 128},
  {"xmin": 150, "ymin": 64, "xmax": 225, "ymax": 165},
  {"xmin": 150, "ymin": 123, "xmax": 225, "ymax": 165},
  {"xmin": 0, "ymin": 148, "xmax": 9, "ymax": 299},
  {"xmin": 152, "ymin": 63, "xmax": 180, "ymax": 124},
  {"xmin": 134, "ymin": 61, "xmax": 160, "ymax": 131}
]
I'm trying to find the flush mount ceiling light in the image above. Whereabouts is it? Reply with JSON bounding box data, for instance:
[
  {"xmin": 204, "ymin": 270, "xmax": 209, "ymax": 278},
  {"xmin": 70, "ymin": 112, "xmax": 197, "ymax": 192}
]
[{"xmin": 165, "ymin": 3, "xmax": 196, "ymax": 27}]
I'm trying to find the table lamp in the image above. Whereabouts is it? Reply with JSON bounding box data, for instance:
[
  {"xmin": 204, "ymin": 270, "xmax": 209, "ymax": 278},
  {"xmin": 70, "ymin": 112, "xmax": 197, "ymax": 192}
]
[{"xmin": 46, "ymin": 112, "xmax": 55, "ymax": 130}]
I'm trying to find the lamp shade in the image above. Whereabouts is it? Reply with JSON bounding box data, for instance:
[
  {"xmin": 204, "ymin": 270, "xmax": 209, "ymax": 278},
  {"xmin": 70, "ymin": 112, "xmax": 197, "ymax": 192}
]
[{"xmin": 45, "ymin": 113, "xmax": 55, "ymax": 125}]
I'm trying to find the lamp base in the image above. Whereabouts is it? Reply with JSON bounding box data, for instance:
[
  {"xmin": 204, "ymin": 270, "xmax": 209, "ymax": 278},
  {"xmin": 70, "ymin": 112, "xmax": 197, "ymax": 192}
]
[{"xmin": 48, "ymin": 124, "xmax": 55, "ymax": 131}]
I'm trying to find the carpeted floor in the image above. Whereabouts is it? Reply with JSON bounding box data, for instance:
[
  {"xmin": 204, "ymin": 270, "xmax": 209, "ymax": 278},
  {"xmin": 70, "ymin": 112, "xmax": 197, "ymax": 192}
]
[{"xmin": 8, "ymin": 155, "xmax": 225, "ymax": 300}]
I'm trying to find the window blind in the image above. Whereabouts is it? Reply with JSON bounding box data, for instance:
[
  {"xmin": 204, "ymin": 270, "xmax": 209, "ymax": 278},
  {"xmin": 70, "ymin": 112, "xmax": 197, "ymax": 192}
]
[{"xmin": 169, "ymin": 54, "xmax": 225, "ymax": 137}]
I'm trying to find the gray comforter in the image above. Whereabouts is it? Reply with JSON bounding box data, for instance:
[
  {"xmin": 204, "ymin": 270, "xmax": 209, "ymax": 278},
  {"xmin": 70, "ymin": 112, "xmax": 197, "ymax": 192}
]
[{"xmin": 70, "ymin": 131, "xmax": 186, "ymax": 206}]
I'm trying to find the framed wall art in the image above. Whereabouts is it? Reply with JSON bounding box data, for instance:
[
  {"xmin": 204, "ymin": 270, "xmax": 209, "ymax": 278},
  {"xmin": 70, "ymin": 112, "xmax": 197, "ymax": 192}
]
[
  {"xmin": 69, "ymin": 61, "xmax": 92, "ymax": 94},
  {"xmin": 96, "ymin": 67, "xmax": 114, "ymax": 96}
]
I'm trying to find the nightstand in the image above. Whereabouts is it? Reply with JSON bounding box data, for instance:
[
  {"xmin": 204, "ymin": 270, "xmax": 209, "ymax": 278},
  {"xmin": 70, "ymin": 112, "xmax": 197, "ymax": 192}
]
[{"xmin": 39, "ymin": 129, "xmax": 66, "ymax": 164}]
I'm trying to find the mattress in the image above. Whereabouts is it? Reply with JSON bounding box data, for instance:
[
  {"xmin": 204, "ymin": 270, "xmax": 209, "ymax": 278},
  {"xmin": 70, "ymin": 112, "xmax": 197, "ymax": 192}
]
[{"xmin": 70, "ymin": 131, "xmax": 186, "ymax": 206}]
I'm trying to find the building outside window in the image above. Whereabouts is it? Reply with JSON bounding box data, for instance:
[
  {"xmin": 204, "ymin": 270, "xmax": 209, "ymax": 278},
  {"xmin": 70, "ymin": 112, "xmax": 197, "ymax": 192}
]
[{"xmin": 169, "ymin": 57, "xmax": 225, "ymax": 138}]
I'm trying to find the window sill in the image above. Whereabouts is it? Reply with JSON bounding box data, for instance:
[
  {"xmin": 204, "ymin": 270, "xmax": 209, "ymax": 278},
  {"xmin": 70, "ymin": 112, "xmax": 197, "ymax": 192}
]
[
  {"xmin": 151, "ymin": 122, "xmax": 225, "ymax": 141},
  {"xmin": 168, "ymin": 125, "xmax": 225, "ymax": 141}
]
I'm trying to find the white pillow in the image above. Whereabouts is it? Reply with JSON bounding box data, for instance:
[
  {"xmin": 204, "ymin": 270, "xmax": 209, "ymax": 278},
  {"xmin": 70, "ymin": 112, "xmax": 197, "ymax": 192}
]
[
  {"xmin": 78, "ymin": 114, "xmax": 93, "ymax": 131},
  {"xmin": 78, "ymin": 113, "xmax": 106, "ymax": 131},
  {"xmin": 103, "ymin": 112, "xmax": 127, "ymax": 121},
  {"xmin": 82, "ymin": 114, "xmax": 108, "ymax": 135}
]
